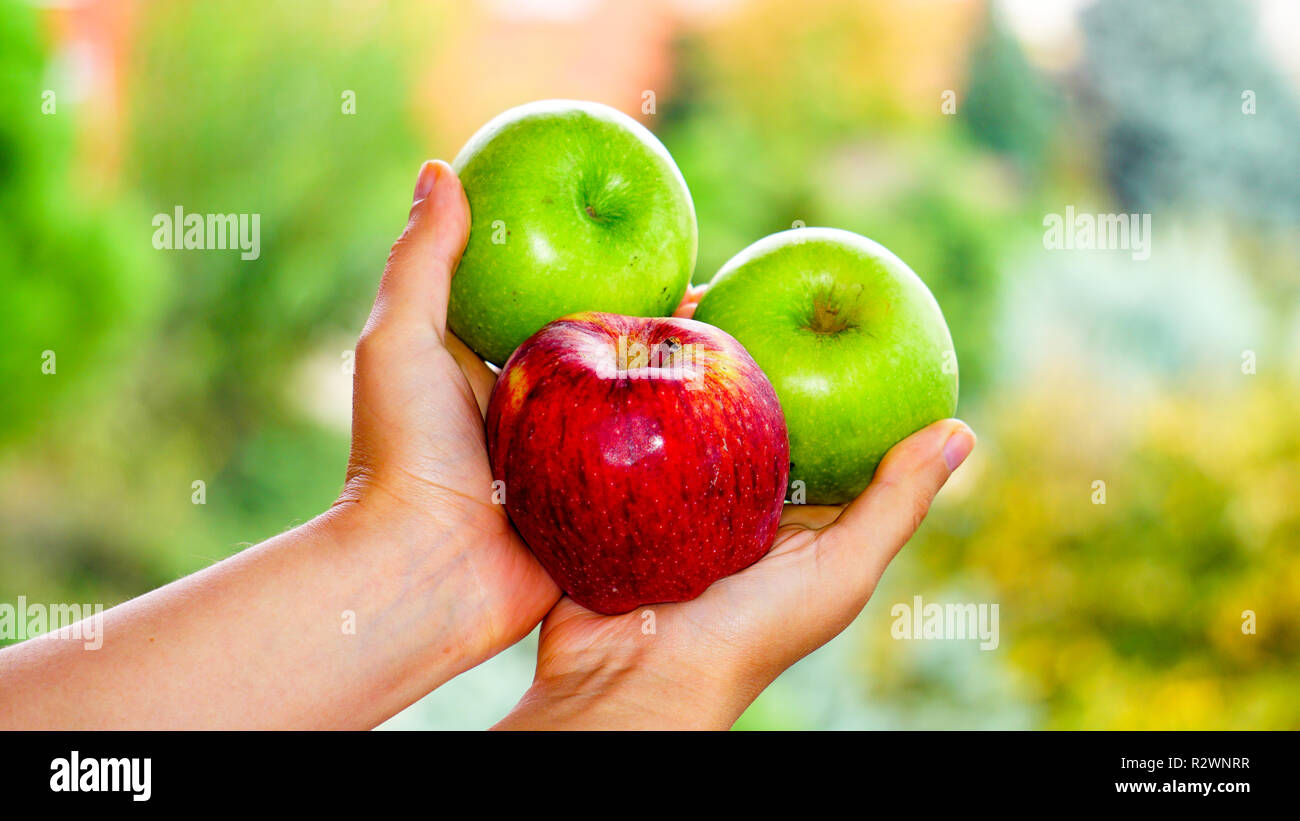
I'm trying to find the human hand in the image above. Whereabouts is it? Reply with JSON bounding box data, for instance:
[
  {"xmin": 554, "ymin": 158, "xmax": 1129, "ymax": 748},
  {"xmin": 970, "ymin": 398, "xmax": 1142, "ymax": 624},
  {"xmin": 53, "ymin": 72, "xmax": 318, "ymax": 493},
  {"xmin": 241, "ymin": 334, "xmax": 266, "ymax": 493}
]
[
  {"xmin": 496, "ymin": 288, "xmax": 976, "ymax": 730},
  {"xmin": 337, "ymin": 160, "xmax": 560, "ymax": 672}
]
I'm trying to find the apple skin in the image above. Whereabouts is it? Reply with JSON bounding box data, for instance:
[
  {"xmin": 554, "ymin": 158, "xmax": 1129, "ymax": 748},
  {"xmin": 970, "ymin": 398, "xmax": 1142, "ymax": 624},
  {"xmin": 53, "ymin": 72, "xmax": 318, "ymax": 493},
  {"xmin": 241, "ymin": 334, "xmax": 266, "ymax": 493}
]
[
  {"xmin": 693, "ymin": 228, "xmax": 958, "ymax": 505},
  {"xmin": 448, "ymin": 100, "xmax": 698, "ymax": 365},
  {"xmin": 486, "ymin": 311, "xmax": 789, "ymax": 615}
]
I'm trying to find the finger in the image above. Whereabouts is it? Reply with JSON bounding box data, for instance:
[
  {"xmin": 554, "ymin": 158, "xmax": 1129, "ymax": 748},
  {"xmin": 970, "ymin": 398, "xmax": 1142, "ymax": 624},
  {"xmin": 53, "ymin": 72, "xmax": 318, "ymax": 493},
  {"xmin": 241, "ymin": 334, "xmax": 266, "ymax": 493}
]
[
  {"xmin": 820, "ymin": 418, "xmax": 975, "ymax": 589},
  {"xmin": 672, "ymin": 283, "xmax": 708, "ymax": 318},
  {"xmin": 778, "ymin": 504, "xmax": 843, "ymax": 531},
  {"xmin": 445, "ymin": 331, "xmax": 497, "ymax": 417},
  {"xmin": 367, "ymin": 160, "xmax": 471, "ymax": 339}
]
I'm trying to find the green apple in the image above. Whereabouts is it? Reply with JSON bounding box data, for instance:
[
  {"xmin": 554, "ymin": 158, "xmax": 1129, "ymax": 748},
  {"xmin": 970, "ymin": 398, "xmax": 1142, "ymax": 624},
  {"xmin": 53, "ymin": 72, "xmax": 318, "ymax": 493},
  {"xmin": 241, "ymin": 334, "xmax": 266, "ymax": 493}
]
[
  {"xmin": 693, "ymin": 227, "xmax": 958, "ymax": 505},
  {"xmin": 448, "ymin": 99, "xmax": 698, "ymax": 365}
]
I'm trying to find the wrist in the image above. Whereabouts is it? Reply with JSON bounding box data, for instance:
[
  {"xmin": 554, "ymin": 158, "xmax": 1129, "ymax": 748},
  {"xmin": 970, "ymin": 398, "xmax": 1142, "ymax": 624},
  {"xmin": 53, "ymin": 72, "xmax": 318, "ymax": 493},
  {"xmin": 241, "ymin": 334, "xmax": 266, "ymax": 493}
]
[
  {"xmin": 328, "ymin": 481, "xmax": 484, "ymax": 580},
  {"xmin": 314, "ymin": 498, "xmax": 496, "ymax": 688},
  {"xmin": 495, "ymin": 639, "xmax": 762, "ymax": 731}
]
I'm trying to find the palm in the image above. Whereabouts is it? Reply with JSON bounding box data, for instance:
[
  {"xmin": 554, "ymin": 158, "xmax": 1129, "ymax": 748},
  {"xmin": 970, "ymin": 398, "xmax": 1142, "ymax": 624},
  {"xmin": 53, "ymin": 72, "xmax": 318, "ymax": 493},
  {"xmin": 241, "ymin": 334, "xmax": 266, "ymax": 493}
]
[
  {"xmin": 423, "ymin": 340, "xmax": 562, "ymax": 635},
  {"xmin": 533, "ymin": 505, "xmax": 856, "ymax": 681}
]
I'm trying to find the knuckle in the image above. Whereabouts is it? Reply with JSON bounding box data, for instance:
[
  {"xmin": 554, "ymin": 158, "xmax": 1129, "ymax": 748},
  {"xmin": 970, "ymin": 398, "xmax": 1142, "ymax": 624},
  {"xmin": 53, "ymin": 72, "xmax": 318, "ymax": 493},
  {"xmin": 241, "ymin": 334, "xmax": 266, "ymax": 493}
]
[
  {"xmin": 355, "ymin": 324, "xmax": 398, "ymax": 364},
  {"xmin": 386, "ymin": 231, "xmax": 414, "ymax": 269}
]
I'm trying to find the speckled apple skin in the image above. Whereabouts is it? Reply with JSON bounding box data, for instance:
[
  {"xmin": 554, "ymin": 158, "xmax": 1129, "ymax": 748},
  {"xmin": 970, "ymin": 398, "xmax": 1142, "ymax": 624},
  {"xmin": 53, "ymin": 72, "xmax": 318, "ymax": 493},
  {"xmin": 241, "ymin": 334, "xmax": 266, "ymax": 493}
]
[{"xmin": 486, "ymin": 311, "xmax": 789, "ymax": 615}]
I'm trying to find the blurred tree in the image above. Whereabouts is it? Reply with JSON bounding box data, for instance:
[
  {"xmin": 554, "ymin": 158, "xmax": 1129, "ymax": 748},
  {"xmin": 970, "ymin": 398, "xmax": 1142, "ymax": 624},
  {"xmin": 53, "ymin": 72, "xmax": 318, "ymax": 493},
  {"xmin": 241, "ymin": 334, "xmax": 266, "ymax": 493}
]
[
  {"xmin": 1081, "ymin": 0, "xmax": 1300, "ymax": 229},
  {"xmin": 961, "ymin": 4, "xmax": 1061, "ymax": 181},
  {"xmin": 126, "ymin": 1, "xmax": 433, "ymax": 449},
  {"xmin": 0, "ymin": 0, "xmax": 165, "ymax": 445}
]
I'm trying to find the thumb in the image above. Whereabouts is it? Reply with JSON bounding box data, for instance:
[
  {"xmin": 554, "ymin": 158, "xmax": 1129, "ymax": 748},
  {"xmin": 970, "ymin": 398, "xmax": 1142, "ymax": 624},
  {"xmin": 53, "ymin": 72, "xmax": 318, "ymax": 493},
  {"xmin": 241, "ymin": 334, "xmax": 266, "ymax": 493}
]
[
  {"xmin": 820, "ymin": 418, "xmax": 975, "ymax": 598},
  {"xmin": 368, "ymin": 160, "xmax": 471, "ymax": 339}
]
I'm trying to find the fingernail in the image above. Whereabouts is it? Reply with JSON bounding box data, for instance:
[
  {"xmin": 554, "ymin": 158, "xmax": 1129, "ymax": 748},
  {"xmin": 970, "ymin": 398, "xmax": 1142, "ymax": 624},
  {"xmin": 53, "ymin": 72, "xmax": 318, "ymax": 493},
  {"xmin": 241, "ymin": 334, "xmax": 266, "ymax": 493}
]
[
  {"xmin": 942, "ymin": 426, "xmax": 975, "ymax": 472},
  {"xmin": 413, "ymin": 161, "xmax": 439, "ymax": 202}
]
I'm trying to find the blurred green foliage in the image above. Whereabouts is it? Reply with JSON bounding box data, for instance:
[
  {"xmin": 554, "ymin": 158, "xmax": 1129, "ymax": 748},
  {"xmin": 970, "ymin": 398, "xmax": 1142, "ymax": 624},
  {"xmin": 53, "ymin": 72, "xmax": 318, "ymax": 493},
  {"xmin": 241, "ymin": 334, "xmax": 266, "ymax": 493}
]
[
  {"xmin": 0, "ymin": 2, "xmax": 165, "ymax": 444},
  {"xmin": 126, "ymin": 1, "xmax": 431, "ymax": 440},
  {"xmin": 1, "ymin": 0, "xmax": 433, "ymax": 607},
  {"xmin": 961, "ymin": 6, "xmax": 1060, "ymax": 179},
  {"xmin": 909, "ymin": 376, "xmax": 1300, "ymax": 728}
]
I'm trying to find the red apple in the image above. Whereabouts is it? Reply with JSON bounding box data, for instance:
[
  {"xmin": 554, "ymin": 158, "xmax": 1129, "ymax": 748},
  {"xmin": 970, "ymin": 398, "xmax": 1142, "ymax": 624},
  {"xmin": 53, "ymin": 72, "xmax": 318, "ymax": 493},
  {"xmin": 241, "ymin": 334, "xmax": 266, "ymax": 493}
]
[{"xmin": 486, "ymin": 311, "xmax": 789, "ymax": 615}]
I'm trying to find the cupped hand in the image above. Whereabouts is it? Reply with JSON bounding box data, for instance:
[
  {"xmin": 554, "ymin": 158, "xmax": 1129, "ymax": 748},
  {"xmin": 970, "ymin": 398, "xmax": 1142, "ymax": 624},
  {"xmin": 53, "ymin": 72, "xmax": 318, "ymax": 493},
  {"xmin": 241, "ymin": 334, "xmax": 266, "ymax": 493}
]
[
  {"xmin": 337, "ymin": 160, "xmax": 559, "ymax": 667},
  {"xmin": 498, "ymin": 287, "xmax": 976, "ymax": 729}
]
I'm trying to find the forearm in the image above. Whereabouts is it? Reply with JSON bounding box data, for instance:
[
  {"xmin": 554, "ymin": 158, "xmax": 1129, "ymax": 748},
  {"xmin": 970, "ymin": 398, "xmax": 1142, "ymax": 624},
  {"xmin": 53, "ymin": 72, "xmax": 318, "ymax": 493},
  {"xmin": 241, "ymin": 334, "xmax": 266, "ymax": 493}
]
[{"xmin": 0, "ymin": 504, "xmax": 487, "ymax": 729}]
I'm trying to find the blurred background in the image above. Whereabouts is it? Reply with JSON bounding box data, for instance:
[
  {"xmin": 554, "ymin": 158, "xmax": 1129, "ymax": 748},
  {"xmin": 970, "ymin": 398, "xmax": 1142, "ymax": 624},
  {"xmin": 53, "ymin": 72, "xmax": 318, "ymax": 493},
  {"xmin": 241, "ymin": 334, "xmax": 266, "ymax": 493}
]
[{"xmin": 2, "ymin": 0, "xmax": 1297, "ymax": 729}]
